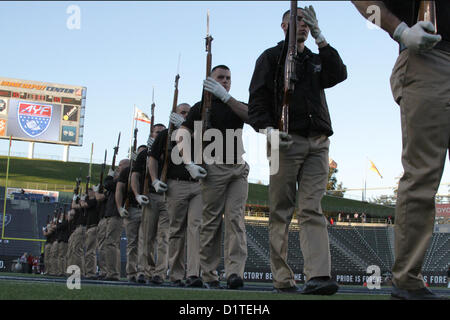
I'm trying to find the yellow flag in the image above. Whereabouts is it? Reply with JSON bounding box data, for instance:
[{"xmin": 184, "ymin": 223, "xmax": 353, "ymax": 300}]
[{"xmin": 369, "ymin": 160, "xmax": 383, "ymax": 179}]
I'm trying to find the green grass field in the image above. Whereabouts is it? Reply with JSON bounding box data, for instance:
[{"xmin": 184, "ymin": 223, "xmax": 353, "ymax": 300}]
[
  {"xmin": 0, "ymin": 280, "xmax": 388, "ymax": 300},
  {"xmin": 0, "ymin": 273, "xmax": 389, "ymax": 300}
]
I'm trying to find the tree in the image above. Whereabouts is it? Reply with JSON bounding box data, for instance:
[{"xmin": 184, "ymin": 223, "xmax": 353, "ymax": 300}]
[{"xmin": 326, "ymin": 168, "xmax": 346, "ymax": 198}]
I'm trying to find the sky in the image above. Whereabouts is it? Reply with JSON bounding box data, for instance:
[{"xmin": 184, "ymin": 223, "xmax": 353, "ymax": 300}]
[{"xmin": 0, "ymin": 1, "xmax": 448, "ymax": 201}]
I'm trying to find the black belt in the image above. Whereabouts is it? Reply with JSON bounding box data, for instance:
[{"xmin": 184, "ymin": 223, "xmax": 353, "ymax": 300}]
[
  {"xmin": 399, "ymin": 40, "xmax": 450, "ymax": 53},
  {"xmin": 169, "ymin": 177, "xmax": 199, "ymax": 183}
]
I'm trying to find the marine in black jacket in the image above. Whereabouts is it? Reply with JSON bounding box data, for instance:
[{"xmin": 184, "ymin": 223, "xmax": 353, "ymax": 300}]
[{"xmin": 248, "ymin": 5, "xmax": 347, "ymax": 295}]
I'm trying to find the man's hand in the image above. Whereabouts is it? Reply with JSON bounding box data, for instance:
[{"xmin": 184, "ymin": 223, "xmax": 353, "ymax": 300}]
[
  {"xmin": 266, "ymin": 127, "xmax": 293, "ymax": 150},
  {"xmin": 393, "ymin": 21, "xmax": 441, "ymax": 53},
  {"xmin": 203, "ymin": 77, "xmax": 231, "ymax": 103},
  {"xmin": 108, "ymin": 168, "xmax": 115, "ymax": 177},
  {"xmin": 301, "ymin": 5, "xmax": 326, "ymax": 44},
  {"xmin": 80, "ymin": 195, "xmax": 86, "ymax": 201},
  {"xmin": 130, "ymin": 151, "xmax": 138, "ymax": 162},
  {"xmin": 170, "ymin": 113, "xmax": 185, "ymax": 128},
  {"xmin": 72, "ymin": 194, "xmax": 78, "ymax": 201},
  {"xmin": 92, "ymin": 184, "xmax": 99, "ymax": 193},
  {"xmin": 152, "ymin": 179, "xmax": 168, "ymax": 193},
  {"xmin": 147, "ymin": 136, "xmax": 155, "ymax": 150},
  {"xmin": 118, "ymin": 207, "xmax": 129, "ymax": 218},
  {"xmin": 135, "ymin": 194, "xmax": 149, "ymax": 206},
  {"xmin": 185, "ymin": 163, "xmax": 207, "ymax": 179}
]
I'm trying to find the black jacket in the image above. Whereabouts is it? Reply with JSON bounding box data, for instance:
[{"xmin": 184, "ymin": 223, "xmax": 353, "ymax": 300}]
[{"xmin": 248, "ymin": 42, "xmax": 347, "ymax": 137}]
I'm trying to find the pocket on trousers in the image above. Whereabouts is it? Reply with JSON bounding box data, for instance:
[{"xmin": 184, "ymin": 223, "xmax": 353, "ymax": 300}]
[{"xmin": 390, "ymin": 50, "xmax": 409, "ymax": 105}]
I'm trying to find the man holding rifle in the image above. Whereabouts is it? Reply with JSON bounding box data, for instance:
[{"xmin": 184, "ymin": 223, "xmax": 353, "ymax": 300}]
[
  {"xmin": 178, "ymin": 65, "xmax": 250, "ymax": 290},
  {"xmin": 131, "ymin": 124, "xmax": 169, "ymax": 285},
  {"xmin": 352, "ymin": 0, "xmax": 448, "ymax": 300},
  {"xmin": 116, "ymin": 145, "xmax": 147, "ymax": 283},
  {"xmin": 149, "ymin": 103, "xmax": 204, "ymax": 288},
  {"xmin": 103, "ymin": 158, "xmax": 128, "ymax": 281},
  {"xmin": 248, "ymin": 5, "xmax": 347, "ymax": 294}
]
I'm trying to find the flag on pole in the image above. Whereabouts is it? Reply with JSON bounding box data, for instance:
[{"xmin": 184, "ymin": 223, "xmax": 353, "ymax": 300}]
[
  {"xmin": 135, "ymin": 108, "xmax": 151, "ymax": 124},
  {"xmin": 329, "ymin": 158, "xmax": 337, "ymax": 169},
  {"xmin": 369, "ymin": 160, "xmax": 383, "ymax": 179}
]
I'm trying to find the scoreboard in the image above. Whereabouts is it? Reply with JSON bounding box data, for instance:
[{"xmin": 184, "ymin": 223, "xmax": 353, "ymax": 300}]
[{"xmin": 0, "ymin": 77, "xmax": 86, "ymax": 146}]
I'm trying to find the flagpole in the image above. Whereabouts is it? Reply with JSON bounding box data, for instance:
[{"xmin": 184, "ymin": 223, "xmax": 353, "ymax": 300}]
[
  {"xmin": 364, "ymin": 157, "xmax": 368, "ymax": 201},
  {"xmin": 2, "ymin": 136, "xmax": 12, "ymax": 239},
  {"xmin": 129, "ymin": 105, "xmax": 136, "ymax": 158}
]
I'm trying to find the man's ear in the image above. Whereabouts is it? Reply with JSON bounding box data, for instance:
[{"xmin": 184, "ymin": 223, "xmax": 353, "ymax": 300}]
[{"xmin": 281, "ymin": 22, "xmax": 288, "ymax": 34}]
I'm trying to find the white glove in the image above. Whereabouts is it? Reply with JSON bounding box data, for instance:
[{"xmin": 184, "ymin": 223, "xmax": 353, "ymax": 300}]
[
  {"xmin": 393, "ymin": 21, "xmax": 441, "ymax": 53},
  {"xmin": 108, "ymin": 168, "xmax": 115, "ymax": 177},
  {"xmin": 130, "ymin": 151, "xmax": 138, "ymax": 162},
  {"xmin": 185, "ymin": 162, "xmax": 207, "ymax": 179},
  {"xmin": 170, "ymin": 112, "xmax": 185, "ymax": 128},
  {"xmin": 301, "ymin": 6, "xmax": 326, "ymax": 44},
  {"xmin": 203, "ymin": 77, "xmax": 231, "ymax": 103},
  {"xmin": 266, "ymin": 127, "xmax": 293, "ymax": 150},
  {"xmin": 118, "ymin": 206, "xmax": 129, "ymax": 218},
  {"xmin": 72, "ymin": 194, "xmax": 78, "ymax": 201},
  {"xmin": 135, "ymin": 194, "xmax": 149, "ymax": 206},
  {"xmin": 152, "ymin": 179, "xmax": 168, "ymax": 193},
  {"xmin": 147, "ymin": 136, "xmax": 155, "ymax": 149},
  {"xmin": 80, "ymin": 195, "xmax": 86, "ymax": 201},
  {"xmin": 92, "ymin": 184, "xmax": 99, "ymax": 193}
]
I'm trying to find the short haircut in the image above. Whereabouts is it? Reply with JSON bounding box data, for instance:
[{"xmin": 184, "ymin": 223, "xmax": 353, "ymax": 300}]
[
  {"xmin": 282, "ymin": 10, "xmax": 290, "ymax": 23},
  {"xmin": 211, "ymin": 65, "xmax": 230, "ymax": 74},
  {"xmin": 138, "ymin": 144, "xmax": 147, "ymax": 150},
  {"xmin": 153, "ymin": 123, "xmax": 166, "ymax": 128}
]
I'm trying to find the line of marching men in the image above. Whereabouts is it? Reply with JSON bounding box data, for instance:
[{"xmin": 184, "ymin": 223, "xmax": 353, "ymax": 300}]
[{"xmin": 41, "ymin": 80, "xmax": 250, "ymax": 290}]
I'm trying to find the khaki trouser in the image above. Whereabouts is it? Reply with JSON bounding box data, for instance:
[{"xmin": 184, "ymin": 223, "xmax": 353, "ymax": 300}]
[
  {"xmin": 140, "ymin": 193, "xmax": 169, "ymax": 279},
  {"xmin": 166, "ymin": 179, "xmax": 203, "ymax": 281},
  {"xmin": 96, "ymin": 218, "xmax": 108, "ymax": 278},
  {"xmin": 49, "ymin": 241, "xmax": 59, "ymax": 276},
  {"xmin": 199, "ymin": 163, "xmax": 249, "ymax": 283},
  {"xmin": 124, "ymin": 207, "xmax": 144, "ymax": 279},
  {"xmin": 390, "ymin": 48, "xmax": 450, "ymax": 290},
  {"xmin": 269, "ymin": 134, "xmax": 331, "ymax": 288},
  {"xmin": 66, "ymin": 233, "xmax": 74, "ymax": 274},
  {"xmin": 104, "ymin": 216, "xmax": 123, "ymax": 280},
  {"xmin": 70, "ymin": 225, "xmax": 86, "ymax": 276},
  {"xmin": 44, "ymin": 243, "xmax": 52, "ymax": 274},
  {"xmin": 85, "ymin": 226, "xmax": 98, "ymax": 278},
  {"xmin": 57, "ymin": 242, "xmax": 68, "ymax": 276}
]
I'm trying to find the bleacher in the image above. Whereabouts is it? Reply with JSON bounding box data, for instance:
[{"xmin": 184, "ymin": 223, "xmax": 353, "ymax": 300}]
[{"xmin": 243, "ymin": 220, "xmax": 449, "ymax": 275}]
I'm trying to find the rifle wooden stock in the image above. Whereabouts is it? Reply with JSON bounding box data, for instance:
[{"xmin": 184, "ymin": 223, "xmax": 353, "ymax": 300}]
[
  {"xmin": 111, "ymin": 132, "xmax": 121, "ymax": 171},
  {"xmin": 161, "ymin": 74, "xmax": 180, "ymax": 183},
  {"xmin": 418, "ymin": 1, "xmax": 437, "ymax": 33},
  {"xmin": 279, "ymin": 0, "xmax": 298, "ymax": 133},
  {"xmin": 85, "ymin": 176, "xmax": 90, "ymax": 196},
  {"xmin": 143, "ymin": 103, "xmax": 155, "ymax": 195},
  {"xmin": 99, "ymin": 149, "xmax": 107, "ymax": 193},
  {"xmin": 202, "ymin": 36, "xmax": 213, "ymax": 133},
  {"xmin": 125, "ymin": 128, "xmax": 138, "ymax": 209}
]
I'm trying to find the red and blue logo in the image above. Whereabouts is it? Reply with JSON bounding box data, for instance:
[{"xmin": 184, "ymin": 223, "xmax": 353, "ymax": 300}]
[{"xmin": 18, "ymin": 102, "xmax": 52, "ymax": 137}]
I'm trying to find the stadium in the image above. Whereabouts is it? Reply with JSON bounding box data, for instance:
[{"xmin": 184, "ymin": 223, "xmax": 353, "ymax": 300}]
[
  {"xmin": 0, "ymin": 156, "xmax": 449, "ymax": 302},
  {"xmin": 0, "ymin": 1, "xmax": 449, "ymax": 310}
]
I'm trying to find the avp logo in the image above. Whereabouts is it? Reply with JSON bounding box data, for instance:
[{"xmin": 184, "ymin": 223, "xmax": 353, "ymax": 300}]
[
  {"xmin": 0, "ymin": 214, "xmax": 12, "ymax": 228},
  {"xmin": 17, "ymin": 102, "xmax": 52, "ymax": 137}
]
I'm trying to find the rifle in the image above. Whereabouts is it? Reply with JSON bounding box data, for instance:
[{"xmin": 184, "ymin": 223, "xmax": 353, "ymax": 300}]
[
  {"xmin": 125, "ymin": 127, "xmax": 138, "ymax": 209},
  {"xmin": 161, "ymin": 72, "xmax": 180, "ymax": 183},
  {"xmin": 99, "ymin": 149, "xmax": 107, "ymax": 193},
  {"xmin": 278, "ymin": 0, "xmax": 298, "ymax": 133},
  {"xmin": 85, "ymin": 175, "xmax": 91, "ymax": 198},
  {"xmin": 201, "ymin": 10, "xmax": 213, "ymax": 146},
  {"xmin": 418, "ymin": 1, "xmax": 437, "ymax": 33},
  {"xmin": 111, "ymin": 132, "xmax": 121, "ymax": 171},
  {"xmin": 143, "ymin": 91, "xmax": 156, "ymax": 195},
  {"xmin": 74, "ymin": 169, "xmax": 82, "ymax": 204}
]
